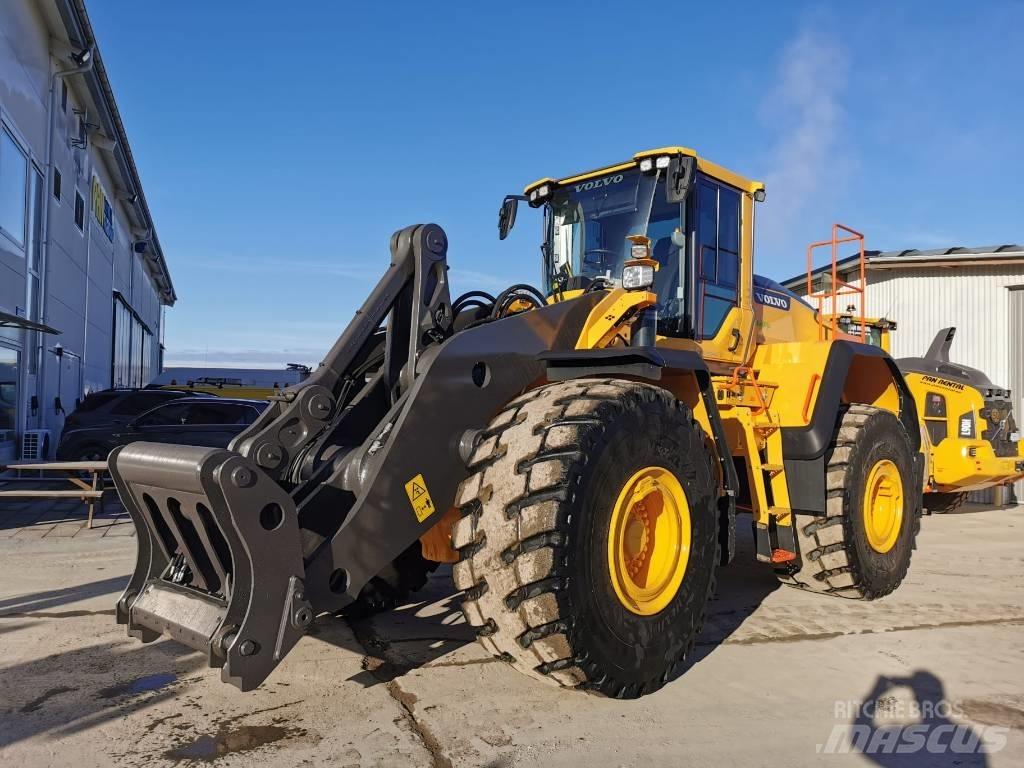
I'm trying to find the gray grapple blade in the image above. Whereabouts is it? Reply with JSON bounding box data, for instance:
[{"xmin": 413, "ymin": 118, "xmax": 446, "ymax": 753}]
[{"xmin": 110, "ymin": 441, "xmax": 313, "ymax": 691}]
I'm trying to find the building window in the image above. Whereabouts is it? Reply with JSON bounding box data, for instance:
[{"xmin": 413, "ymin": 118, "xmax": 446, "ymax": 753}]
[
  {"xmin": 112, "ymin": 295, "xmax": 153, "ymax": 388},
  {"xmin": 52, "ymin": 168, "xmax": 61, "ymax": 201},
  {"xmin": 0, "ymin": 128, "xmax": 28, "ymax": 247},
  {"xmin": 61, "ymin": 81, "xmax": 68, "ymax": 112},
  {"xmin": 74, "ymin": 190, "xmax": 85, "ymax": 230}
]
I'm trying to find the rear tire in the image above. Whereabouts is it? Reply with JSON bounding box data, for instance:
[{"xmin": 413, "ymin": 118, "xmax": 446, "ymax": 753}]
[
  {"xmin": 452, "ymin": 379, "xmax": 719, "ymax": 698},
  {"xmin": 75, "ymin": 444, "xmax": 109, "ymax": 462},
  {"xmin": 775, "ymin": 405, "xmax": 919, "ymax": 599}
]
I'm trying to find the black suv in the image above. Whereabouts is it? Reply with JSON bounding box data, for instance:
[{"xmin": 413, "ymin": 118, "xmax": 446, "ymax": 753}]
[
  {"xmin": 62, "ymin": 388, "xmax": 211, "ymax": 434},
  {"xmin": 56, "ymin": 398, "xmax": 267, "ymax": 461}
]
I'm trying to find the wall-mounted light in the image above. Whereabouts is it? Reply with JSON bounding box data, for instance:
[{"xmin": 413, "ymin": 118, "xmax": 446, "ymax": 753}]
[{"xmin": 70, "ymin": 47, "xmax": 92, "ymax": 67}]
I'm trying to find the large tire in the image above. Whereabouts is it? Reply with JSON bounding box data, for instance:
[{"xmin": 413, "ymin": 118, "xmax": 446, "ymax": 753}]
[
  {"xmin": 923, "ymin": 491, "xmax": 967, "ymax": 514},
  {"xmin": 776, "ymin": 404, "xmax": 919, "ymax": 599},
  {"xmin": 452, "ymin": 379, "xmax": 719, "ymax": 698},
  {"xmin": 341, "ymin": 543, "xmax": 438, "ymax": 619}
]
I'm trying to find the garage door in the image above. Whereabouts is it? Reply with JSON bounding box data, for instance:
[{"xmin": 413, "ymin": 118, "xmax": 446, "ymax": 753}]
[{"xmin": 1011, "ymin": 286, "xmax": 1024, "ymax": 503}]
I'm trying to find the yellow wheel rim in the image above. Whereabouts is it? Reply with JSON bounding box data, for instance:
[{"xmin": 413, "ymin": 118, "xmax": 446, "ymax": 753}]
[
  {"xmin": 607, "ymin": 466, "xmax": 691, "ymax": 616},
  {"xmin": 863, "ymin": 459, "xmax": 904, "ymax": 554}
]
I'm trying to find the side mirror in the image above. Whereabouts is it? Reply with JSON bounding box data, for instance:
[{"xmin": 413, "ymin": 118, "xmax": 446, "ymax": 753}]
[{"xmin": 498, "ymin": 196, "xmax": 519, "ymax": 241}]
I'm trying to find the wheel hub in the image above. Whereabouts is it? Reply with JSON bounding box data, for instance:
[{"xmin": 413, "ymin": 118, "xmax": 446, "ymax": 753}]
[
  {"xmin": 863, "ymin": 458, "xmax": 904, "ymax": 554},
  {"xmin": 608, "ymin": 467, "xmax": 690, "ymax": 616}
]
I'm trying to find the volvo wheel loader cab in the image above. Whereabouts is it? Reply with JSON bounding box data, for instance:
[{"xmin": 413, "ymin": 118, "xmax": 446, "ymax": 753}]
[{"xmin": 112, "ymin": 146, "xmax": 923, "ymax": 697}]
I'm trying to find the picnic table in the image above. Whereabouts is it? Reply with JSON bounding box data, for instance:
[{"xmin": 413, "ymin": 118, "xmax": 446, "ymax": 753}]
[{"xmin": 0, "ymin": 461, "xmax": 109, "ymax": 528}]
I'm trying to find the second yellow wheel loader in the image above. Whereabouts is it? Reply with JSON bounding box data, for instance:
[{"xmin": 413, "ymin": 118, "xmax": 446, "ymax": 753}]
[
  {"xmin": 111, "ymin": 147, "xmax": 925, "ymax": 697},
  {"xmin": 834, "ymin": 316, "xmax": 1024, "ymax": 511}
]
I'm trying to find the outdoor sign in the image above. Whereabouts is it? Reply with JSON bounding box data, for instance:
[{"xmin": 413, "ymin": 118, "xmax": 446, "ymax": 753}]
[{"xmin": 91, "ymin": 174, "xmax": 114, "ymax": 242}]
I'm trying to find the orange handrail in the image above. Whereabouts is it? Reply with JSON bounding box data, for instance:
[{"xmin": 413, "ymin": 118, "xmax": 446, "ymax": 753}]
[{"xmin": 806, "ymin": 223, "xmax": 867, "ymax": 342}]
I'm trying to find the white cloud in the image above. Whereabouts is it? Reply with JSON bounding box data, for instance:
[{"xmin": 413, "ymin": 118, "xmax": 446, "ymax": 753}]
[{"xmin": 758, "ymin": 24, "xmax": 848, "ymax": 251}]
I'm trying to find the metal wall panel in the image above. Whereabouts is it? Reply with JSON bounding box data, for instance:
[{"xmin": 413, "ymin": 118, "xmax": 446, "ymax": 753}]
[{"xmin": 1010, "ymin": 286, "xmax": 1024, "ymax": 502}]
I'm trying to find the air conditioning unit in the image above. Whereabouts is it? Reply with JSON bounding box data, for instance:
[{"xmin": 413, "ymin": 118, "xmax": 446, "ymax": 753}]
[{"xmin": 21, "ymin": 429, "xmax": 52, "ymax": 461}]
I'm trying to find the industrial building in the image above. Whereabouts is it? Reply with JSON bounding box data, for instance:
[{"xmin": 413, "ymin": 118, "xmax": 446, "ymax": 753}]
[
  {"xmin": 0, "ymin": 0, "xmax": 173, "ymax": 462},
  {"xmin": 781, "ymin": 244, "xmax": 1024, "ymax": 500}
]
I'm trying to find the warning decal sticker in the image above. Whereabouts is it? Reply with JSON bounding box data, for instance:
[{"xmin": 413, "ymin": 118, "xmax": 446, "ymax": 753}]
[{"xmin": 404, "ymin": 473, "xmax": 436, "ymax": 523}]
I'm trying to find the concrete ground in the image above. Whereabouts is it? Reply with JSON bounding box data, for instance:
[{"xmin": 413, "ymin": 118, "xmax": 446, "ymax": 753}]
[{"xmin": 0, "ymin": 497, "xmax": 1021, "ymax": 767}]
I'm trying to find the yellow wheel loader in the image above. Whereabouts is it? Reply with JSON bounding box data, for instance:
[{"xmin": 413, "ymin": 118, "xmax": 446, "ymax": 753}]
[
  {"xmin": 834, "ymin": 316, "xmax": 1024, "ymax": 511},
  {"xmin": 111, "ymin": 147, "xmax": 925, "ymax": 697}
]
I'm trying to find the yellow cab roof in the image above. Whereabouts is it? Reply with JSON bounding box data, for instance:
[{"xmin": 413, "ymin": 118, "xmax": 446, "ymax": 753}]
[{"xmin": 524, "ymin": 146, "xmax": 765, "ymax": 197}]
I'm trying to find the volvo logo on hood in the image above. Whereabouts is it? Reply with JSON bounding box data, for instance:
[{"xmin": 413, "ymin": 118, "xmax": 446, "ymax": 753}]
[
  {"xmin": 754, "ymin": 288, "xmax": 791, "ymax": 311},
  {"xmin": 574, "ymin": 174, "xmax": 624, "ymax": 193}
]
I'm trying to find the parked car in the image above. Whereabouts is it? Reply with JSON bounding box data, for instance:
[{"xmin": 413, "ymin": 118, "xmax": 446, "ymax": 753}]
[
  {"xmin": 56, "ymin": 398, "xmax": 267, "ymax": 461},
  {"xmin": 62, "ymin": 388, "xmax": 215, "ymax": 434}
]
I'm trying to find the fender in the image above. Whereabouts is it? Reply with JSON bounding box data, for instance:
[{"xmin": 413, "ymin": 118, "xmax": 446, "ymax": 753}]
[
  {"xmin": 781, "ymin": 340, "xmax": 924, "ymax": 515},
  {"xmin": 541, "ymin": 346, "xmax": 739, "ymax": 565}
]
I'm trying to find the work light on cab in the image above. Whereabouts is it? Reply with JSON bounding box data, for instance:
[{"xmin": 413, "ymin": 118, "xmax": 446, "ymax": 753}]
[
  {"xmin": 638, "ymin": 155, "xmax": 672, "ymax": 173},
  {"xmin": 622, "ymin": 235, "xmax": 657, "ymax": 290}
]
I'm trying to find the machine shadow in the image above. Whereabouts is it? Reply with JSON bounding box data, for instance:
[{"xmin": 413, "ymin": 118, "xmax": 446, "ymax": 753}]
[
  {"xmin": 308, "ymin": 564, "xmax": 476, "ymax": 688},
  {"xmin": 314, "ymin": 522, "xmax": 782, "ymax": 689},
  {"xmin": 681, "ymin": 516, "xmax": 781, "ymax": 672},
  {"xmin": 0, "ymin": 575, "xmax": 127, "ymax": 615}
]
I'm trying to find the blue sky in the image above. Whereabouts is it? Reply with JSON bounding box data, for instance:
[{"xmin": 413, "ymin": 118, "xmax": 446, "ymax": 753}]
[{"xmin": 88, "ymin": 1, "xmax": 1024, "ymax": 368}]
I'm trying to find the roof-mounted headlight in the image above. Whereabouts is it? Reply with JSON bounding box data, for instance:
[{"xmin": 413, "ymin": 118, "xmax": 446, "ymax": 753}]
[
  {"xmin": 528, "ymin": 183, "xmax": 552, "ymax": 206},
  {"xmin": 638, "ymin": 155, "xmax": 671, "ymax": 174}
]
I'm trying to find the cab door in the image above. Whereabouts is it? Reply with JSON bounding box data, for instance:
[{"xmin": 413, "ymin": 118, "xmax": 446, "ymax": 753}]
[{"xmin": 692, "ymin": 176, "xmax": 753, "ymax": 367}]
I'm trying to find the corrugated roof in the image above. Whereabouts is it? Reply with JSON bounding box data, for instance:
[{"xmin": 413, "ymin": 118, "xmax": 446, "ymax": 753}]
[{"xmin": 780, "ymin": 244, "xmax": 1024, "ymax": 288}]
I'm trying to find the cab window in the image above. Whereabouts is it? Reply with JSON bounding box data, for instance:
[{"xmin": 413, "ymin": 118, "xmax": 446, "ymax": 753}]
[{"xmin": 695, "ymin": 178, "xmax": 741, "ymax": 339}]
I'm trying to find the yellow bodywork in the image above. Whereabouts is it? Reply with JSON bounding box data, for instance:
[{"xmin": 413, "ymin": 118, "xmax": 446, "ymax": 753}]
[
  {"xmin": 903, "ymin": 371, "xmax": 1024, "ymax": 493},
  {"xmin": 838, "ymin": 318, "xmax": 1024, "ymax": 495},
  {"xmin": 526, "ymin": 146, "xmax": 765, "ymax": 197}
]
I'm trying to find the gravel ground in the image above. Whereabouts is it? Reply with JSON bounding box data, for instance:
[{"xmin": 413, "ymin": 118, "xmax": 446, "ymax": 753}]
[{"xmin": 0, "ymin": 500, "xmax": 1021, "ymax": 767}]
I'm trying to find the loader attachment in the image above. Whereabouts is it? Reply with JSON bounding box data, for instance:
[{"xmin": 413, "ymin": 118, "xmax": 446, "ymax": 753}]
[
  {"xmin": 112, "ymin": 222, "xmax": 606, "ymax": 690},
  {"xmin": 111, "ymin": 442, "xmax": 312, "ymax": 691},
  {"xmin": 111, "ymin": 224, "xmax": 456, "ymax": 689}
]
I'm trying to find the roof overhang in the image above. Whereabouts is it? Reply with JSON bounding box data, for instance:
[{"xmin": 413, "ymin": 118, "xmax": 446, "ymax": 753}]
[
  {"xmin": 868, "ymin": 252, "xmax": 1024, "ymax": 269},
  {"xmin": 781, "ymin": 249, "xmax": 1024, "ymax": 289},
  {"xmin": 0, "ymin": 310, "xmax": 62, "ymax": 335},
  {"xmin": 51, "ymin": 0, "xmax": 177, "ymax": 306}
]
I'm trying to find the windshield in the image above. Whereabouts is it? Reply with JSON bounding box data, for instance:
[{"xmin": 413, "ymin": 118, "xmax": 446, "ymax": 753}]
[{"xmin": 544, "ymin": 168, "xmax": 684, "ymax": 302}]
